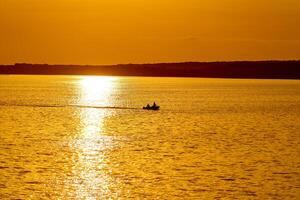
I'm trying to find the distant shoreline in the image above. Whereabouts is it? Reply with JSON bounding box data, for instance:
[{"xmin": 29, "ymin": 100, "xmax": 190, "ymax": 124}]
[{"xmin": 1, "ymin": 61, "xmax": 300, "ymax": 79}]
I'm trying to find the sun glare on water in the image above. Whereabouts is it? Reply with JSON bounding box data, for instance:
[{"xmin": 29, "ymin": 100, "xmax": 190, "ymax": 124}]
[
  {"xmin": 67, "ymin": 76, "xmax": 119, "ymax": 198},
  {"xmin": 79, "ymin": 76, "xmax": 118, "ymax": 105}
]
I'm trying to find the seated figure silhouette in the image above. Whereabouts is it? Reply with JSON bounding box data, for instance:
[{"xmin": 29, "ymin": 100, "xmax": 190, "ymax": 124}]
[{"xmin": 143, "ymin": 102, "xmax": 160, "ymax": 110}]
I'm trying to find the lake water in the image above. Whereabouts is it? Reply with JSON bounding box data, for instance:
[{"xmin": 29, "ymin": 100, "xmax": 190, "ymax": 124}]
[{"xmin": 0, "ymin": 75, "xmax": 299, "ymax": 199}]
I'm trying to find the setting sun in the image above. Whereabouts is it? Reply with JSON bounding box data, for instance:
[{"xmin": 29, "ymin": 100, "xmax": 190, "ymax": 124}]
[{"xmin": 79, "ymin": 76, "xmax": 117, "ymax": 105}]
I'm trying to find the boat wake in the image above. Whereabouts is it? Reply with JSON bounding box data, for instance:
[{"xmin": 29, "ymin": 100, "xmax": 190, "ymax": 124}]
[{"xmin": 0, "ymin": 103, "xmax": 139, "ymax": 110}]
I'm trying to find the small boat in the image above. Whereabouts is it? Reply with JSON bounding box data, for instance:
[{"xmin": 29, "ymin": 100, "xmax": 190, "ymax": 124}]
[
  {"xmin": 143, "ymin": 105, "xmax": 160, "ymax": 110},
  {"xmin": 143, "ymin": 103, "xmax": 160, "ymax": 110}
]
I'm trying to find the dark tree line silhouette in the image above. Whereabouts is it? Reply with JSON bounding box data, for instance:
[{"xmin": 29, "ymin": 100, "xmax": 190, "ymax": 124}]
[{"xmin": 0, "ymin": 61, "xmax": 299, "ymax": 79}]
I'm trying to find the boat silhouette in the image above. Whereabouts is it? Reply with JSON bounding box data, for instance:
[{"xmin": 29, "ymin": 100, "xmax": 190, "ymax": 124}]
[{"xmin": 143, "ymin": 102, "xmax": 160, "ymax": 110}]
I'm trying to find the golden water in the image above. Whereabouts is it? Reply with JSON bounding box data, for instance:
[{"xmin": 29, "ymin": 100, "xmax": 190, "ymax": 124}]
[{"xmin": 0, "ymin": 75, "xmax": 299, "ymax": 199}]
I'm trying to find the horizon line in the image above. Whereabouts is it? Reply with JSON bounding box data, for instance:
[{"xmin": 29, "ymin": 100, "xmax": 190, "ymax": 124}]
[{"xmin": 1, "ymin": 59, "xmax": 300, "ymax": 66}]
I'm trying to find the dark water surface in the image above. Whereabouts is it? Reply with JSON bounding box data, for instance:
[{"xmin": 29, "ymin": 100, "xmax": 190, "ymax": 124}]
[{"xmin": 0, "ymin": 75, "xmax": 299, "ymax": 199}]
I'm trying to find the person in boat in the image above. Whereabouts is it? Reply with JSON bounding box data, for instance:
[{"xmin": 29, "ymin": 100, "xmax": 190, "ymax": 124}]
[
  {"xmin": 152, "ymin": 102, "xmax": 157, "ymax": 107},
  {"xmin": 146, "ymin": 104, "xmax": 150, "ymax": 108}
]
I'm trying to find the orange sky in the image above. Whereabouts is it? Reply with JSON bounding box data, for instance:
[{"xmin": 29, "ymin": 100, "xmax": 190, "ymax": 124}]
[{"xmin": 0, "ymin": 0, "xmax": 299, "ymax": 65}]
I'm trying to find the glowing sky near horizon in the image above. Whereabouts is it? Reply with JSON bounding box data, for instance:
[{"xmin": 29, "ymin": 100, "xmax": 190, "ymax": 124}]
[{"xmin": 0, "ymin": 0, "xmax": 299, "ymax": 64}]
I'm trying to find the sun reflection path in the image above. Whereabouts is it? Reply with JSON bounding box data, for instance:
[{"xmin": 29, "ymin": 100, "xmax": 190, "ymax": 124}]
[{"xmin": 70, "ymin": 76, "xmax": 119, "ymax": 199}]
